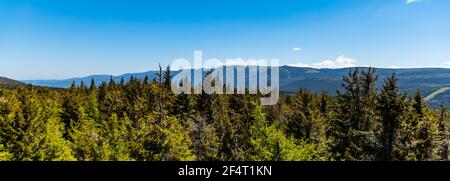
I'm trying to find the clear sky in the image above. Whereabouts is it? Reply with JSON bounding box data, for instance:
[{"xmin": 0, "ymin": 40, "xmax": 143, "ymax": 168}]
[{"xmin": 1, "ymin": 0, "xmax": 450, "ymax": 80}]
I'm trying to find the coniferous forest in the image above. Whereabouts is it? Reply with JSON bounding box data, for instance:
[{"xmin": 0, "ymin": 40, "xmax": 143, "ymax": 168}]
[{"xmin": 0, "ymin": 67, "xmax": 448, "ymax": 161}]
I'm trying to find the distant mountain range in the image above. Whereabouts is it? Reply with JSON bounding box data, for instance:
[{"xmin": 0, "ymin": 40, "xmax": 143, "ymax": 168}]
[
  {"xmin": 0, "ymin": 76, "xmax": 25, "ymax": 88},
  {"xmin": 17, "ymin": 66, "xmax": 450, "ymax": 108}
]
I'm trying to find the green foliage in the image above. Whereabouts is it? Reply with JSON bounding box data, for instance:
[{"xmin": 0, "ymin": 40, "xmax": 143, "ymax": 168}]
[
  {"xmin": 36, "ymin": 116, "xmax": 76, "ymax": 161},
  {"xmin": 191, "ymin": 117, "xmax": 220, "ymax": 161},
  {"xmin": 0, "ymin": 66, "xmax": 448, "ymax": 161},
  {"xmin": 0, "ymin": 144, "xmax": 12, "ymax": 161},
  {"xmin": 331, "ymin": 68, "xmax": 380, "ymax": 161},
  {"xmin": 250, "ymin": 102, "xmax": 325, "ymax": 161},
  {"xmin": 155, "ymin": 116, "xmax": 196, "ymax": 161},
  {"xmin": 211, "ymin": 94, "xmax": 234, "ymax": 160},
  {"xmin": 378, "ymin": 74, "xmax": 406, "ymax": 160},
  {"xmin": 100, "ymin": 113, "xmax": 132, "ymax": 161},
  {"xmin": 34, "ymin": 100, "xmax": 75, "ymax": 161},
  {"xmin": 70, "ymin": 118, "xmax": 107, "ymax": 161},
  {"xmin": 437, "ymin": 104, "xmax": 449, "ymax": 160},
  {"xmin": 0, "ymin": 87, "xmax": 75, "ymax": 161}
]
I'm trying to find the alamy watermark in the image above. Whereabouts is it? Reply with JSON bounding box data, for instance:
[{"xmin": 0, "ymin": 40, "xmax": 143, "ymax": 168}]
[{"xmin": 170, "ymin": 51, "xmax": 280, "ymax": 105}]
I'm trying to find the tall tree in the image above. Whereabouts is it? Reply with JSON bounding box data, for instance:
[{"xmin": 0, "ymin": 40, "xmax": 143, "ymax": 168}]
[
  {"xmin": 211, "ymin": 94, "xmax": 234, "ymax": 160},
  {"xmin": 250, "ymin": 102, "xmax": 325, "ymax": 161},
  {"xmin": 154, "ymin": 116, "xmax": 196, "ymax": 161},
  {"xmin": 331, "ymin": 68, "xmax": 380, "ymax": 160},
  {"xmin": 378, "ymin": 74, "xmax": 405, "ymax": 160},
  {"xmin": 0, "ymin": 144, "xmax": 12, "ymax": 161},
  {"xmin": 164, "ymin": 65, "xmax": 172, "ymax": 90},
  {"xmin": 100, "ymin": 113, "xmax": 131, "ymax": 160},
  {"xmin": 36, "ymin": 103, "xmax": 76, "ymax": 161},
  {"xmin": 438, "ymin": 103, "xmax": 449, "ymax": 160},
  {"xmin": 286, "ymin": 89, "xmax": 315, "ymax": 140}
]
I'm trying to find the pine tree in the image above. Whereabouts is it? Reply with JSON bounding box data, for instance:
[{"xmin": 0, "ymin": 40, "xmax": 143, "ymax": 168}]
[
  {"xmin": 378, "ymin": 74, "xmax": 405, "ymax": 160},
  {"xmin": 0, "ymin": 87, "xmax": 46, "ymax": 160},
  {"xmin": 98, "ymin": 78, "xmax": 126, "ymax": 118},
  {"xmin": 89, "ymin": 78, "xmax": 96, "ymax": 92},
  {"xmin": 0, "ymin": 90, "xmax": 20, "ymax": 161},
  {"xmin": 119, "ymin": 77, "xmax": 126, "ymax": 90},
  {"xmin": 143, "ymin": 75, "xmax": 149, "ymax": 85},
  {"xmin": 413, "ymin": 91, "xmax": 425, "ymax": 118},
  {"xmin": 393, "ymin": 91, "xmax": 442, "ymax": 160},
  {"xmin": 164, "ymin": 65, "xmax": 172, "ymax": 90},
  {"xmin": 35, "ymin": 104, "xmax": 76, "ymax": 161},
  {"xmin": 154, "ymin": 64, "xmax": 175, "ymax": 124},
  {"xmin": 415, "ymin": 115, "xmax": 434, "ymax": 160},
  {"xmin": 211, "ymin": 94, "xmax": 235, "ymax": 160},
  {"xmin": 357, "ymin": 68, "xmax": 381, "ymax": 160},
  {"xmin": 319, "ymin": 91, "xmax": 329, "ymax": 114},
  {"xmin": 128, "ymin": 114, "xmax": 156, "ymax": 161},
  {"xmin": 286, "ymin": 89, "xmax": 315, "ymax": 140},
  {"xmin": 61, "ymin": 81, "xmax": 86, "ymax": 137},
  {"xmin": 0, "ymin": 144, "xmax": 12, "ymax": 161},
  {"xmin": 438, "ymin": 103, "xmax": 449, "ymax": 160},
  {"xmin": 70, "ymin": 118, "xmax": 107, "ymax": 161},
  {"xmin": 100, "ymin": 113, "xmax": 131, "ymax": 160},
  {"xmin": 108, "ymin": 76, "xmax": 117, "ymax": 90},
  {"xmin": 154, "ymin": 116, "xmax": 196, "ymax": 161},
  {"xmin": 230, "ymin": 94, "xmax": 260, "ymax": 160},
  {"xmin": 86, "ymin": 87, "xmax": 100, "ymax": 121},
  {"xmin": 191, "ymin": 117, "xmax": 220, "ymax": 160},
  {"xmin": 124, "ymin": 76, "xmax": 148, "ymax": 120},
  {"xmin": 331, "ymin": 68, "xmax": 380, "ymax": 160},
  {"xmin": 79, "ymin": 81, "xmax": 87, "ymax": 96},
  {"xmin": 250, "ymin": 102, "xmax": 325, "ymax": 161},
  {"xmin": 14, "ymin": 87, "xmax": 46, "ymax": 160}
]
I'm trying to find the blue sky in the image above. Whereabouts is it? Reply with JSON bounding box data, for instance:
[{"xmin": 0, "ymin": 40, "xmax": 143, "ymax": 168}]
[{"xmin": 1, "ymin": 0, "xmax": 450, "ymax": 80}]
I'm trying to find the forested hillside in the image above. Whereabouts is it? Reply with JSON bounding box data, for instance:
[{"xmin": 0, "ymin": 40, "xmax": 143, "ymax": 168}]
[
  {"xmin": 1, "ymin": 67, "xmax": 449, "ymax": 161},
  {"xmin": 0, "ymin": 77, "xmax": 24, "ymax": 88},
  {"xmin": 23, "ymin": 67, "xmax": 450, "ymax": 107}
]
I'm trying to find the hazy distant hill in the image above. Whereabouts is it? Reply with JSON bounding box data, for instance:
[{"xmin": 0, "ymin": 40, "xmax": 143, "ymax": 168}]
[
  {"xmin": 0, "ymin": 76, "xmax": 25, "ymax": 88},
  {"xmin": 22, "ymin": 71, "xmax": 167, "ymax": 89},
  {"xmin": 22, "ymin": 66, "xmax": 450, "ymax": 107}
]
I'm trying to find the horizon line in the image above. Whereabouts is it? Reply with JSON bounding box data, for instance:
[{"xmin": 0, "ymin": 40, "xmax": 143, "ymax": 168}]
[{"xmin": 15, "ymin": 65, "xmax": 450, "ymax": 81}]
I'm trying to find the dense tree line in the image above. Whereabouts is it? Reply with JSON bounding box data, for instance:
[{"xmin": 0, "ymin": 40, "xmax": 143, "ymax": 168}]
[{"xmin": 0, "ymin": 67, "xmax": 448, "ymax": 161}]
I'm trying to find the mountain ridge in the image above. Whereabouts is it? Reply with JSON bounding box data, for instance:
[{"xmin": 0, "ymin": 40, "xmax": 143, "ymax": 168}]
[
  {"xmin": 20, "ymin": 66, "xmax": 450, "ymax": 107},
  {"xmin": 0, "ymin": 76, "xmax": 25, "ymax": 88}
]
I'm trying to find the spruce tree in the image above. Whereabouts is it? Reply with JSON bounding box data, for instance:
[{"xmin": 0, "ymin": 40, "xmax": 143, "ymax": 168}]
[
  {"xmin": 36, "ymin": 107, "xmax": 76, "ymax": 161},
  {"xmin": 153, "ymin": 115, "xmax": 196, "ymax": 161},
  {"xmin": 0, "ymin": 144, "xmax": 12, "ymax": 161},
  {"xmin": 89, "ymin": 78, "xmax": 96, "ymax": 92},
  {"xmin": 100, "ymin": 113, "xmax": 131, "ymax": 160},
  {"xmin": 378, "ymin": 74, "xmax": 405, "ymax": 160},
  {"xmin": 413, "ymin": 91, "xmax": 425, "ymax": 118},
  {"xmin": 61, "ymin": 81, "xmax": 86, "ymax": 137},
  {"xmin": 331, "ymin": 68, "xmax": 379, "ymax": 160},
  {"xmin": 286, "ymin": 89, "xmax": 315, "ymax": 140},
  {"xmin": 211, "ymin": 94, "xmax": 234, "ymax": 160},
  {"xmin": 191, "ymin": 117, "xmax": 220, "ymax": 160},
  {"xmin": 438, "ymin": 103, "xmax": 449, "ymax": 160},
  {"xmin": 70, "ymin": 118, "xmax": 107, "ymax": 161},
  {"xmin": 250, "ymin": 102, "xmax": 325, "ymax": 161},
  {"xmin": 164, "ymin": 65, "xmax": 172, "ymax": 90}
]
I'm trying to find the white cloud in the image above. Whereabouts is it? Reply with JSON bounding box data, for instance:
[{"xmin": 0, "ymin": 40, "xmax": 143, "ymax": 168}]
[
  {"xmin": 387, "ymin": 65, "xmax": 402, "ymax": 69},
  {"xmin": 442, "ymin": 62, "xmax": 450, "ymax": 68},
  {"xmin": 313, "ymin": 55, "xmax": 357, "ymax": 69},
  {"xmin": 288, "ymin": 55, "xmax": 359, "ymax": 69},
  {"xmin": 288, "ymin": 62, "xmax": 309, "ymax": 67},
  {"xmin": 293, "ymin": 48, "xmax": 302, "ymax": 52},
  {"xmin": 222, "ymin": 58, "xmax": 267, "ymax": 66},
  {"xmin": 406, "ymin": 0, "xmax": 423, "ymax": 4},
  {"xmin": 287, "ymin": 60, "xmax": 450, "ymax": 69}
]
